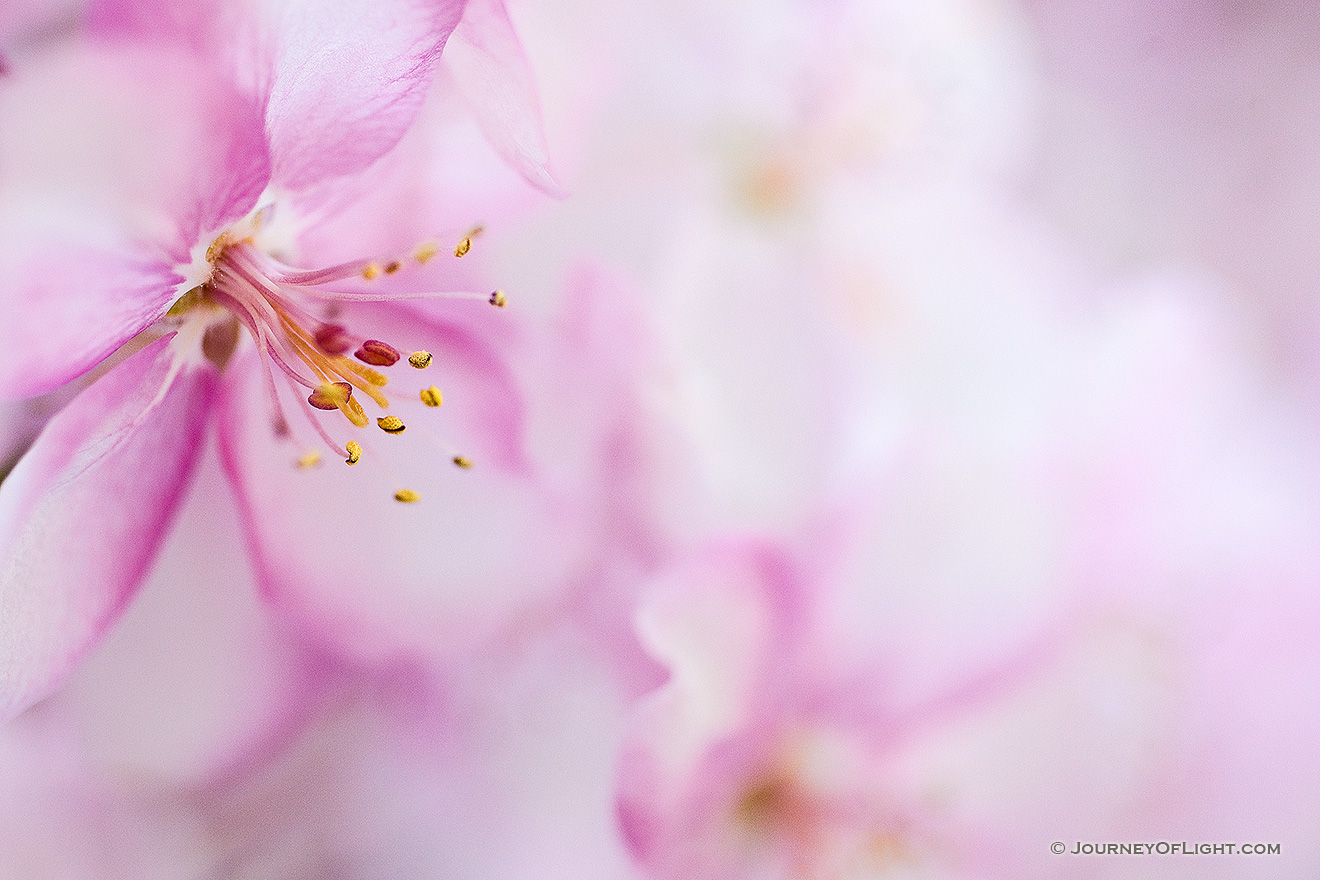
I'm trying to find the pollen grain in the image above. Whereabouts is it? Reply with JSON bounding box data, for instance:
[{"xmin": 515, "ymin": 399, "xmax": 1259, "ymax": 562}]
[{"xmin": 419, "ymin": 385, "xmax": 443, "ymax": 407}]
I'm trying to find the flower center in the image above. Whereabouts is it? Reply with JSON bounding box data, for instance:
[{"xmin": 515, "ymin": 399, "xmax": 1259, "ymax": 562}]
[{"xmin": 168, "ymin": 208, "xmax": 500, "ymax": 501}]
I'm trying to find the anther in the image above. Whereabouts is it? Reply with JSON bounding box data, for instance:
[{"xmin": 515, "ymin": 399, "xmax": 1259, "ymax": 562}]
[
  {"xmin": 362, "ymin": 262, "xmax": 383, "ymax": 280},
  {"xmin": 452, "ymin": 455, "xmax": 473, "ymax": 469},
  {"xmin": 354, "ymin": 339, "xmax": 401, "ymax": 366},
  {"xmin": 205, "ymin": 233, "xmax": 230, "ymax": 264},
  {"xmin": 408, "ymin": 351, "xmax": 432, "ymax": 369},
  {"xmin": 384, "ymin": 260, "xmax": 401, "ymax": 274},
  {"xmin": 489, "ymin": 290, "xmax": 507, "ymax": 308},
  {"xmin": 308, "ymin": 382, "xmax": 353, "ymax": 410},
  {"xmin": 297, "ymin": 450, "xmax": 322, "ymax": 469},
  {"xmin": 314, "ymin": 324, "xmax": 354, "ymax": 355},
  {"xmin": 345, "ymin": 440, "xmax": 362, "ymax": 465},
  {"xmin": 377, "ymin": 415, "xmax": 406, "ymax": 434},
  {"xmin": 413, "ymin": 241, "xmax": 438, "ymax": 264},
  {"xmin": 454, "ymin": 237, "xmax": 472, "ymax": 258},
  {"xmin": 419, "ymin": 385, "xmax": 443, "ymax": 407},
  {"xmin": 394, "ymin": 488, "xmax": 421, "ymax": 503}
]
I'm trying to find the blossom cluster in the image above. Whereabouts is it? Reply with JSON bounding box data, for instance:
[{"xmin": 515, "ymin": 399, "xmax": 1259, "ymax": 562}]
[{"xmin": 0, "ymin": 0, "xmax": 1317, "ymax": 878}]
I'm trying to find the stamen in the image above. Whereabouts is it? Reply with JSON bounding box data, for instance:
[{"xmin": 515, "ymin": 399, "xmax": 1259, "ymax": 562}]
[
  {"xmin": 195, "ymin": 234, "xmax": 482, "ymax": 489},
  {"xmin": 454, "ymin": 238, "xmax": 472, "ymax": 258},
  {"xmin": 355, "ymin": 339, "xmax": 401, "ymax": 367},
  {"xmin": 307, "ymin": 382, "xmax": 353, "ymax": 410},
  {"xmin": 489, "ymin": 290, "xmax": 507, "ymax": 308}
]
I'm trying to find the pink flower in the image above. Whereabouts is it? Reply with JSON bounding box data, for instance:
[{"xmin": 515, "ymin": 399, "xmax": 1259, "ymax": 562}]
[{"xmin": 0, "ymin": 0, "xmax": 592, "ymax": 721}]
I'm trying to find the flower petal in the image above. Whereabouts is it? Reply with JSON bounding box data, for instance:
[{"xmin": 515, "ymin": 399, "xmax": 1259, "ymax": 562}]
[
  {"xmin": 0, "ymin": 41, "xmax": 270, "ymax": 396},
  {"xmin": 261, "ymin": 0, "xmax": 467, "ymax": 192},
  {"xmin": 0, "ymin": 244, "xmax": 178, "ymax": 399},
  {"xmin": 0, "ymin": 333, "xmax": 217, "ymax": 722},
  {"xmin": 0, "ymin": 41, "xmax": 270, "ymax": 260},
  {"xmin": 54, "ymin": 443, "xmax": 306, "ymax": 784},
  {"xmin": 444, "ymin": 0, "xmax": 565, "ymax": 196}
]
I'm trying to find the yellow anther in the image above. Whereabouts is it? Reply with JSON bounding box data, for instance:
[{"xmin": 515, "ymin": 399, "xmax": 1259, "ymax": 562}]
[
  {"xmin": 361, "ymin": 262, "xmax": 383, "ymax": 280},
  {"xmin": 419, "ymin": 385, "xmax": 443, "ymax": 407},
  {"xmin": 297, "ymin": 449, "xmax": 321, "ymax": 469},
  {"xmin": 205, "ymin": 233, "xmax": 230, "ymax": 264},
  {"xmin": 345, "ymin": 440, "xmax": 362, "ymax": 465},
  {"xmin": 452, "ymin": 455, "xmax": 473, "ymax": 469},
  {"xmin": 408, "ymin": 350, "xmax": 433, "ymax": 369},
  {"xmin": 488, "ymin": 290, "xmax": 506, "ymax": 308},
  {"xmin": 413, "ymin": 241, "xmax": 438, "ymax": 264},
  {"xmin": 454, "ymin": 237, "xmax": 472, "ymax": 258},
  {"xmin": 377, "ymin": 415, "xmax": 406, "ymax": 434},
  {"xmin": 384, "ymin": 260, "xmax": 401, "ymax": 274},
  {"xmin": 394, "ymin": 488, "xmax": 421, "ymax": 503}
]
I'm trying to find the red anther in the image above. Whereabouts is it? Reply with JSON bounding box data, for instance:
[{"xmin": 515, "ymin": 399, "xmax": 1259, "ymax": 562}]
[
  {"xmin": 307, "ymin": 382, "xmax": 353, "ymax": 410},
  {"xmin": 354, "ymin": 339, "xmax": 401, "ymax": 366},
  {"xmin": 314, "ymin": 324, "xmax": 354, "ymax": 355}
]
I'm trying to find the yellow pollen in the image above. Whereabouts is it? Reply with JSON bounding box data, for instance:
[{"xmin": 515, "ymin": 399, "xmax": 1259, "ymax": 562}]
[
  {"xmin": 362, "ymin": 262, "xmax": 383, "ymax": 280},
  {"xmin": 377, "ymin": 415, "xmax": 406, "ymax": 434},
  {"xmin": 345, "ymin": 440, "xmax": 362, "ymax": 465},
  {"xmin": 489, "ymin": 290, "xmax": 506, "ymax": 308},
  {"xmin": 394, "ymin": 488, "xmax": 421, "ymax": 503},
  {"xmin": 297, "ymin": 449, "xmax": 321, "ymax": 469},
  {"xmin": 413, "ymin": 241, "xmax": 438, "ymax": 263},
  {"xmin": 408, "ymin": 350, "xmax": 432, "ymax": 369},
  {"xmin": 419, "ymin": 385, "xmax": 443, "ymax": 407},
  {"xmin": 452, "ymin": 455, "xmax": 472, "ymax": 469},
  {"xmin": 384, "ymin": 260, "xmax": 401, "ymax": 274},
  {"xmin": 454, "ymin": 237, "xmax": 472, "ymax": 258}
]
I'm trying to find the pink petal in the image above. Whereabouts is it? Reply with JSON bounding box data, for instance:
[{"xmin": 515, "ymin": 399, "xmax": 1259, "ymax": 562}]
[
  {"xmin": 0, "ymin": 41, "xmax": 269, "ymax": 259},
  {"xmin": 217, "ymin": 301, "xmax": 590, "ymax": 664},
  {"xmin": 53, "ymin": 443, "xmax": 307, "ymax": 785},
  {"xmin": 0, "ymin": 42, "xmax": 269, "ymax": 395},
  {"xmin": 0, "ymin": 245, "xmax": 178, "ymax": 399},
  {"xmin": 261, "ymin": 0, "xmax": 467, "ymax": 192},
  {"xmin": 444, "ymin": 0, "xmax": 566, "ymax": 196},
  {"xmin": 0, "ymin": 333, "xmax": 217, "ymax": 723}
]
